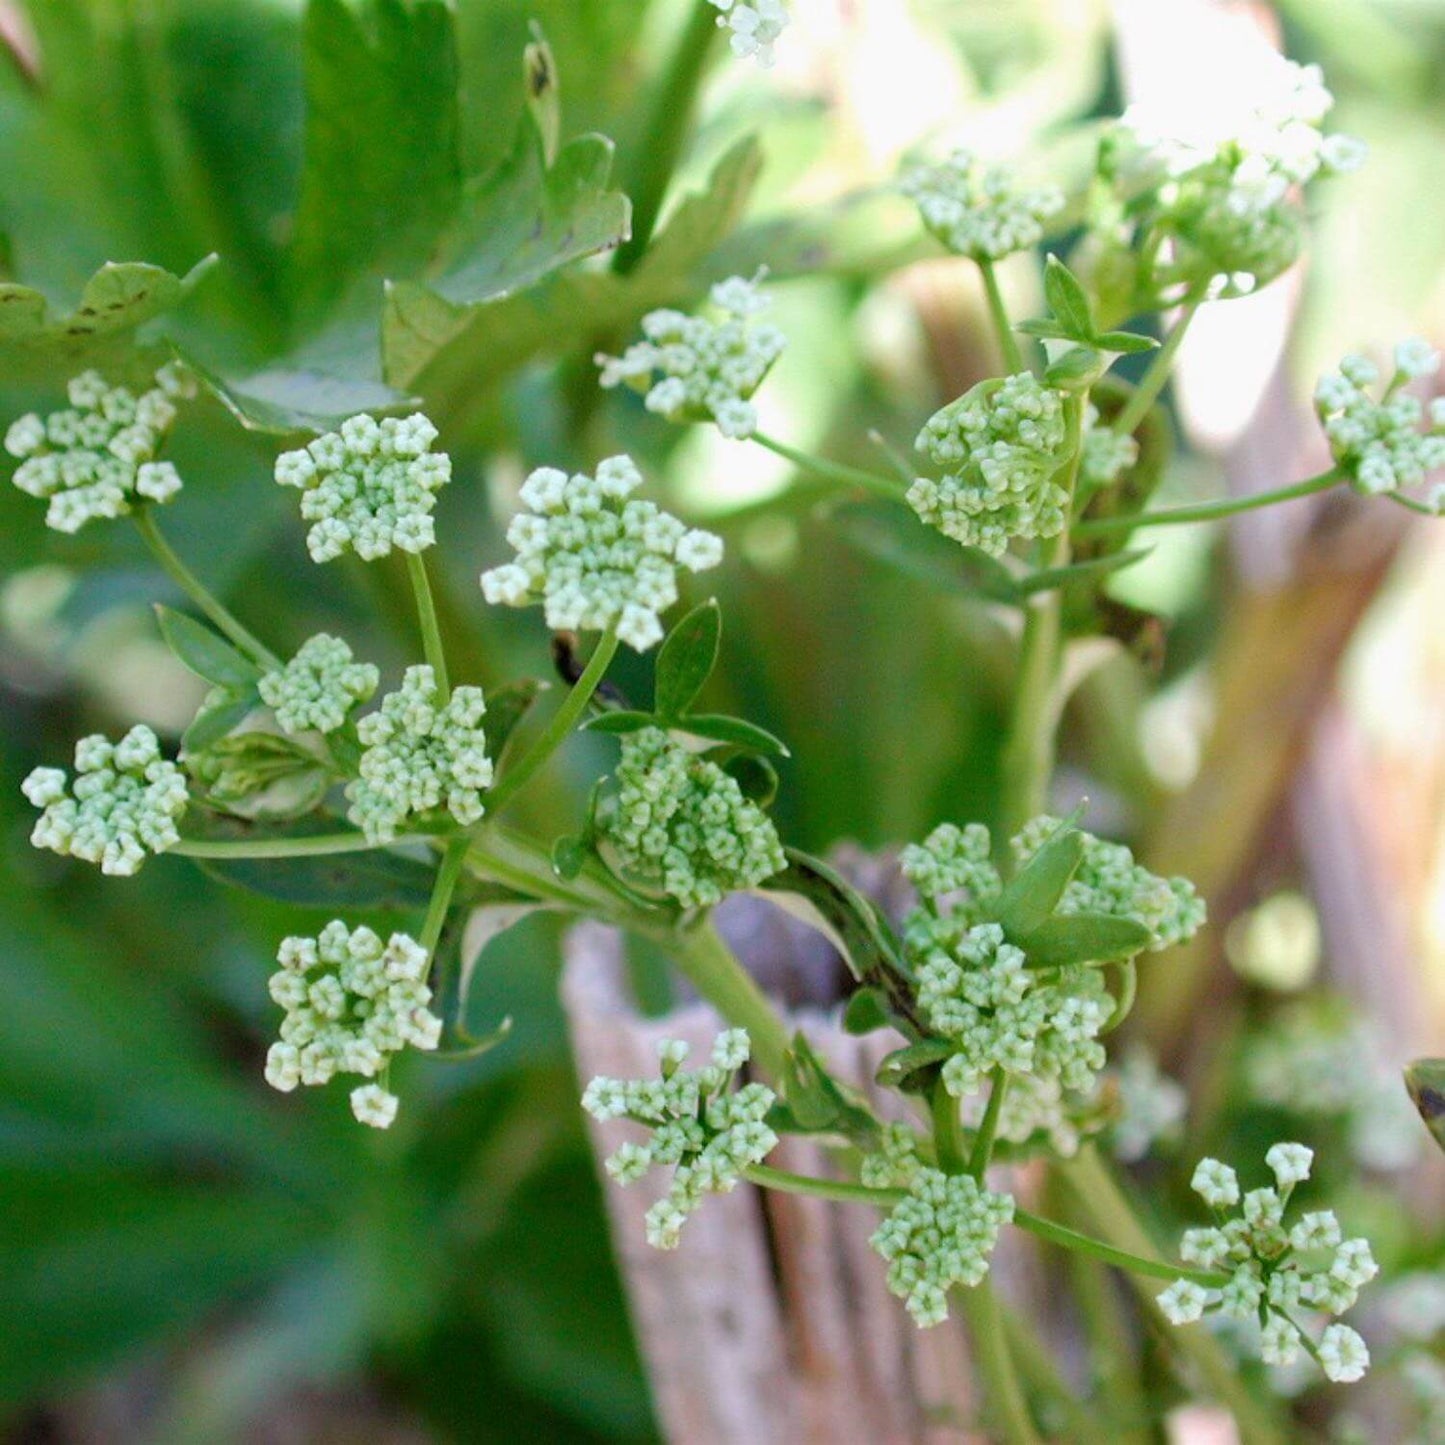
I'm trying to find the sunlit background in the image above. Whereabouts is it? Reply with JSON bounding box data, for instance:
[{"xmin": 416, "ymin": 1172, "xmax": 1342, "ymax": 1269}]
[{"xmin": 4, "ymin": 0, "xmax": 1445, "ymax": 1439}]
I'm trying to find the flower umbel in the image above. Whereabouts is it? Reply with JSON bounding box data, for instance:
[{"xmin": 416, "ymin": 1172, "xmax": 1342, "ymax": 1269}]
[
  {"xmin": 1158, "ymin": 1143, "xmax": 1378, "ymax": 1384},
  {"xmin": 259, "ymin": 633, "xmax": 380, "ymax": 736},
  {"xmin": 909, "ymin": 373, "xmax": 1071, "ymax": 556},
  {"xmin": 6, "ymin": 363, "xmax": 194, "ymax": 533},
  {"xmin": 706, "ymin": 0, "xmax": 788, "ymax": 68},
  {"xmin": 480, "ymin": 455, "xmax": 723, "ymax": 652},
  {"xmin": 596, "ymin": 275, "xmax": 786, "ymax": 440},
  {"xmin": 901, "ymin": 149, "xmax": 1064, "ymax": 262},
  {"xmin": 346, "ymin": 665, "xmax": 492, "ymax": 843},
  {"xmin": 274, "ymin": 412, "xmax": 452, "ymax": 563},
  {"xmin": 581, "ymin": 1030, "xmax": 778, "ymax": 1249},
  {"xmin": 23, "ymin": 725, "xmax": 188, "ymax": 876},
  {"xmin": 263, "ymin": 921, "xmax": 442, "ymax": 1128}
]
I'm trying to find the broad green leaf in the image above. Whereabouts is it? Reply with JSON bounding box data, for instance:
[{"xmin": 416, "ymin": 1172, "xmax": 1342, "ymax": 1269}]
[
  {"xmin": 675, "ymin": 714, "xmax": 789, "ymax": 758},
  {"xmin": 195, "ymin": 836, "xmax": 437, "ymax": 908},
  {"xmin": 1015, "ymin": 913, "xmax": 1153, "ymax": 969},
  {"xmin": 842, "ymin": 986, "xmax": 891, "ymax": 1037},
  {"xmin": 875, "ymin": 1039, "xmax": 954, "ymax": 1091},
  {"xmin": 290, "ymin": 0, "xmax": 462, "ymax": 315},
  {"xmin": 182, "ymin": 688, "xmax": 261, "ymax": 753},
  {"xmin": 720, "ymin": 753, "xmax": 778, "ymax": 807},
  {"xmin": 1405, "ymin": 1060, "xmax": 1445, "ymax": 1156},
  {"xmin": 453, "ymin": 899, "xmax": 547, "ymax": 1054},
  {"xmin": 186, "ymin": 353, "xmax": 418, "ymax": 435},
  {"xmin": 483, "ymin": 677, "xmax": 548, "ymax": 763},
  {"xmin": 155, "ymin": 606, "xmax": 261, "ymax": 688},
  {"xmin": 582, "ymin": 709, "xmax": 658, "ymax": 736},
  {"xmin": 1042, "ymin": 255, "xmax": 1094, "ymax": 341},
  {"xmin": 654, "ymin": 599, "xmax": 720, "ymax": 720},
  {"xmin": 993, "ymin": 815, "xmax": 1085, "ymax": 937}
]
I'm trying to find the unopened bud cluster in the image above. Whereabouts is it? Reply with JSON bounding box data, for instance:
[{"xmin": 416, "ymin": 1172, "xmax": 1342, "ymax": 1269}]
[
  {"xmin": 602, "ymin": 726, "xmax": 786, "ymax": 908},
  {"xmin": 259, "ymin": 633, "xmax": 380, "ymax": 736},
  {"xmin": 274, "ymin": 412, "xmax": 452, "ymax": 563},
  {"xmin": 6, "ymin": 363, "xmax": 194, "ymax": 532},
  {"xmin": 581, "ymin": 1030, "xmax": 777, "ymax": 1249},
  {"xmin": 596, "ymin": 276, "xmax": 786, "ymax": 440},
  {"xmin": 263, "ymin": 921, "xmax": 442, "ymax": 1128},
  {"xmin": 1158, "ymin": 1144, "xmax": 1376, "ymax": 1384},
  {"xmin": 481, "ymin": 455, "xmax": 723, "ymax": 652},
  {"xmin": 23, "ymin": 725, "xmax": 188, "ymax": 876},
  {"xmin": 901, "ymin": 149, "xmax": 1063, "ymax": 262},
  {"xmin": 910, "ymin": 374, "xmax": 1070, "ymax": 556},
  {"xmin": 706, "ymin": 0, "xmax": 788, "ymax": 68}
]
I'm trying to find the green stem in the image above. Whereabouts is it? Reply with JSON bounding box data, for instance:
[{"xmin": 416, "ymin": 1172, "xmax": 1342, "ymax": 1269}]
[
  {"xmin": 930, "ymin": 1080, "xmax": 969, "ymax": 1175},
  {"xmin": 752, "ymin": 431, "xmax": 908, "ymax": 502},
  {"xmin": 959, "ymin": 1286, "xmax": 1043, "ymax": 1445},
  {"xmin": 968, "ymin": 1066, "xmax": 1009, "ymax": 1179},
  {"xmin": 612, "ymin": 1, "xmax": 718, "ymax": 274},
  {"xmin": 484, "ymin": 629, "xmax": 619, "ymax": 815},
  {"xmin": 1073, "ymin": 468, "xmax": 1342, "ymax": 538},
  {"xmin": 1012, "ymin": 1207, "xmax": 1225, "ymax": 1287},
  {"xmin": 172, "ymin": 831, "xmax": 401, "ymax": 859},
  {"xmin": 744, "ymin": 1164, "xmax": 903, "ymax": 1207},
  {"xmin": 134, "ymin": 508, "xmax": 279, "ymax": 669},
  {"xmin": 1066, "ymin": 1250, "xmax": 1150, "ymax": 1445},
  {"xmin": 662, "ymin": 917, "xmax": 792, "ymax": 1081},
  {"xmin": 978, "ymin": 258, "xmax": 1025, "ymax": 375},
  {"xmin": 420, "ymin": 835, "xmax": 471, "ymax": 954},
  {"xmin": 1001, "ymin": 1301, "xmax": 1114, "ymax": 1445},
  {"xmin": 466, "ymin": 824, "xmax": 627, "ymax": 917},
  {"xmin": 997, "ymin": 393, "xmax": 1086, "ymax": 842},
  {"xmin": 406, "ymin": 550, "xmax": 449, "ymax": 701},
  {"xmin": 1111, "ymin": 286, "xmax": 1206, "ymax": 439}
]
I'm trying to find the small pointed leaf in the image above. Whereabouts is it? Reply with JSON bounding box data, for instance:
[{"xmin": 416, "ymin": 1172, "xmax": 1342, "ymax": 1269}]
[
  {"xmin": 992, "ymin": 817, "xmax": 1086, "ymax": 937},
  {"xmin": 1016, "ymin": 913, "xmax": 1153, "ymax": 969},
  {"xmin": 583, "ymin": 709, "xmax": 658, "ymax": 736},
  {"xmin": 155, "ymin": 606, "xmax": 261, "ymax": 688},
  {"xmin": 876, "ymin": 1039, "xmax": 954, "ymax": 1092},
  {"xmin": 182, "ymin": 688, "xmax": 260, "ymax": 753},
  {"xmin": 842, "ymin": 986, "xmax": 891, "ymax": 1036},
  {"xmin": 677, "ymin": 714, "xmax": 789, "ymax": 758},
  {"xmin": 1094, "ymin": 330, "xmax": 1158, "ymax": 355},
  {"xmin": 1043, "ymin": 256, "xmax": 1095, "ymax": 341},
  {"xmin": 654, "ymin": 600, "xmax": 721, "ymax": 721}
]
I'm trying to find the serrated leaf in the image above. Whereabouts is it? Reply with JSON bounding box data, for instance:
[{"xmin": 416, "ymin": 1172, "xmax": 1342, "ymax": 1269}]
[
  {"xmin": 483, "ymin": 677, "xmax": 547, "ymax": 763},
  {"xmin": 676, "ymin": 714, "xmax": 789, "ymax": 758},
  {"xmin": 551, "ymin": 835, "xmax": 586, "ymax": 882},
  {"xmin": 842, "ymin": 986, "xmax": 891, "ymax": 1036},
  {"xmin": 1015, "ymin": 913, "xmax": 1153, "ymax": 969},
  {"xmin": 1043, "ymin": 255, "xmax": 1095, "ymax": 341},
  {"xmin": 654, "ymin": 600, "xmax": 720, "ymax": 721},
  {"xmin": 1094, "ymin": 330, "xmax": 1158, "ymax": 355},
  {"xmin": 993, "ymin": 815, "xmax": 1085, "ymax": 937},
  {"xmin": 154, "ymin": 606, "xmax": 261, "ymax": 688},
  {"xmin": 182, "ymin": 688, "xmax": 260, "ymax": 753},
  {"xmin": 720, "ymin": 753, "xmax": 778, "ymax": 807},
  {"xmin": 829, "ymin": 501, "xmax": 1021, "ymax": 604},
  {"xmin": 1014, "ymin": 548, "xmax": 1153, "ymax": 597},
  {"xmin": 1405, "ymin": 1060, "xmax": 1445, "ymax": 1156},
  {"xmin": 875, "ymin": 1039, "xmax": 954, "ymax": 1090},
  {"xmin": 582, "ymin": 709, "xmax": 658, "ymax": 736}
]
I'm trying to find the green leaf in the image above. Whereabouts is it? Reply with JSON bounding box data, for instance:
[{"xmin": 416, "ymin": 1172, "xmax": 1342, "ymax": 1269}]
[
  {"xmin": 842, "ymin": 986, "xmax": 891, "ymax": 1037},
  {"xmin": 1015, "ymin": 913, "xmax": 1153, "ymax": 969},
  {"xmin": 1094, "ymin": 330, "xmax": 1158, "ymax": 355},
  {"xmin": 675, "ymin": 714, "xmax": 789, "ymax": 758},
  {"xmin": 551, "ymin": 835, "xmax": 586, "ymax": 882},
  {"xmin": 1014, "ymin": 548, "xmax": 1153, "ymax": 597},
  {"xmin": 1042, "ymin": 255, "xmax": 1095, "ymax": 341},
  {"xmin": 182, "ymin": 688, "xmax": 260, "ymax": 753},
  {"xmin": 195, "ymin": 833, "xmax": 438, "ymax": 908},
  {"xmin": 992, "ymin": 814, "xmax": 1085, "ymax": 937},
  {"xmin": 778, "ymin": 1033, "xmax": 879, "ymax": 1143},
  {"xmin": 720, "ymin": 753, "xmax": 778, "ymax": 808},
  {"xmin": 1015, "ymin": 317, "xmax": 1076, "ymax": 341},
  {"xmin": 185, "ymin": 353, "xmax": 418, "ymax": 435},
  {"xmin": 522, "ymin": 24, "xmax": 560, "ymax": 168},
  {"xmin": 483, "ymin": 677, "xmax": 547, "ymax": 763},
  {"xmin": 829, "ymin": 501, "xmax": 1021, "ymax": 603},
  {"xmin": 290, "ymin": 0, "xmax": 461, "ymax": 315},
  {"xmin": 653, "ymin": 600, "xmax": 720, "ymax": 721},
  {"xmin": 1044, "ymin": 345, "xmax": 1104, "ymax": 391},
  {"xmin": 453, "ymin": 899, "xmax": 546, "ymax": 1055},
  {"xmin": 582, "ymin": 709, "xmax": 658, "ymax": 736},
  {"xmin": 761, "ymin": 849, "xmax": 903, "ymax": 984},
  {"xmin": 875, "ymin": 1039, "xmax": 954, "ymax": 1091},
  {"xmin": 1405, "ymin": 1060, "xmax": 1445, "ymax": 1156},
  {"xmin": 154, "ymin": 606, "xmax": 261, "ymax": 688}
]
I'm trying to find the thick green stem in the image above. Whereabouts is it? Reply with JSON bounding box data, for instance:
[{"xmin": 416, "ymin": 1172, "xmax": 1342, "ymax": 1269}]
[
  {"xmin": 979, "ymin": 258, "xmax": 1025, "ymax": 375},
  {"xmin": 484, "ymin": 629, "xmax": 619, "ymax": 815},
  {"xmin": 931, "ymin": 1080, "xmax": 969, "ymax": 1175},
  {"xmin": 1073, "ymin": 468, "xmax": 1342, "ymax": 538},
  {"xmin": 406, "ymin": 550, "xmax": 449, "ymax": 701},
  {"xmin": 1111, "ymin": 286, "xmax": 1205, "ymax": 439},
  {"xmin": 612, "ymin": 2, "xmax": 718, "ymax": 274},
  {"xmin": 172, "ymin": 831, "xmax": 401, "ymax": 859},
  {"xmin": 134, "ymin": 509, "xmax": 279, "ymax": 669},
  {"xmin": 968, "ymin": 1066, "xmax": 1009, "ymax": 1179},
  {"xmin": 420, "ymin": 835, "xmax": 472, "ymax": 954},
  {"xmin": 1013, "ymin": 1207, "xmax": 1225, "ymax": 1287},
  {"xmin": 663, "ymin": 917, "xmax": 792, "ymax": 1081},
  {"xmin": 751, "ymin": 431, "xmax": 909, "ymax": 501},
  {"xmin": 959, "ymin": 1286, "xmax": 1044, "ymax": 1445}
]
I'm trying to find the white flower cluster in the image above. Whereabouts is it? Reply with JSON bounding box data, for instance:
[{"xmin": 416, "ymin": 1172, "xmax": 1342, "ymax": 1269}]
[
  {"xmin": 910, "ymin": 373, "xmax": 1070, "ymax": 556},
  {"xmin": 914, "ymin": 920, "xmax": 1113, "ymax": 1099},
  {"xmin": 480, "ymin": 455, "xmax": 724, "ymax": 652},
  {"xmin": 596, "ymin": 276, "xmax": 786, "ymax": 440},
  {"xmin": 263, "ymin": 921, "xmax": 442, "ymax": 1129},
  {"xmin": 1013, "ymin": 815, "xmax": 1206, "ymax": 952},
  {"xmin": 22, "ymin": 725, "xmax": 188, "ymax": 876},
  {"xmin": 6, "ymin": 364, "xmax": 194, "ymax": 533},
  {"xmin": 1113, "ymin": 55, "xmax": 1364, "ymax": 290},
  {"xmin": 581, "ymin": 1030, "xmax": 778, "ymax": 1249},
  {"xmin": 706, "ymin": 0, "xmax": 787, "ymax": 68},
  {"xmin": 258, "ymin": 633, "xmax": 380, "ymax": 736},
  {"xmin": 1108, "ymin": 1044, "xmax": 1187, "ymax": 1163},
  {"xmin": 901, "ymin": 149, "xmax": 1064, "ymax": 262},
  {"xmin": 900, "ymin": 820, "xmax": 1001, "ymax": 905},
  {"xmin": 1313, "ymin": 343, "xmax": 1445, "ymax": 500},
  {"xmin": 346, "ymin": 666, "xmax": 492, "ymax": 843},
  {"xmin": 274, "ymin": 413, "xmax": 452, "ymax": 563},
  {"xmin": 1158, "ymin": 1144, "xmax": 1377, "ymax": 1384},
  {"xmin": 602, "ymin": 726, "xmax": 786, "ymax": 908},
  {"xmin": 1079, "ymin": 404, "xmax": 1140, "ymax": 492},
  {"xmin": 870, "ymin": 1167, "xmax": 1015, "ymax": 1327}
]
